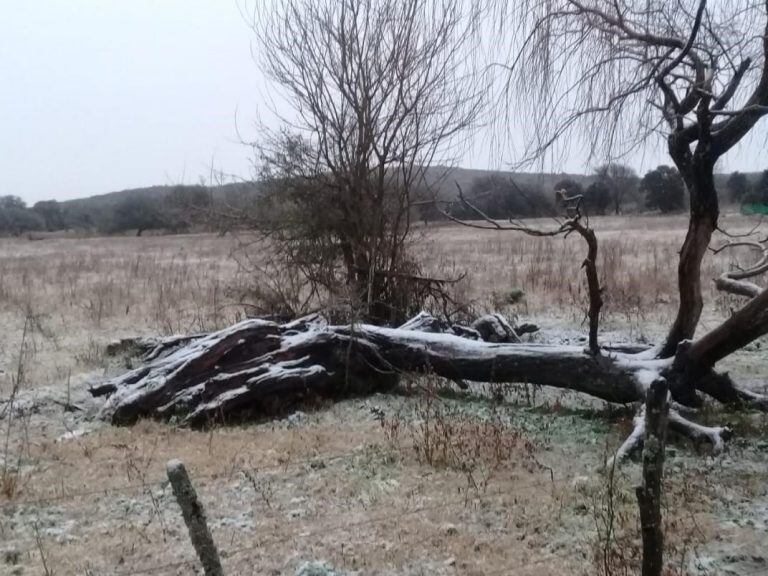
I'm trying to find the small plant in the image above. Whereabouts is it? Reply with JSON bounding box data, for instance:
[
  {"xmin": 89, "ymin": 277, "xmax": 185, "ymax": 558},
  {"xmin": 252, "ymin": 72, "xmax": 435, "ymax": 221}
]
[
  {"xmin": 590, "ymin": 459, "xmax": 639, "ymax": 576},
  {"xmin": 491, "ymin": 287, "xmax": 525, "ymax": 309},
  {"xmin": 383, "ymin": 376, "xmax": 536, "ymax": 493},
  {"xmin": 587, "ymin": 444, "xmax": 705, "ymax": 576},
  {"xmin": 1, "ymin": 313, "xmax": 32, "ymax": 499},
  {"xmin": 33, "ymin": 521, "xmax": 53, "ymax": 576},
  {"xmin": 242, "ymin": 468, "xmax": 275, "ymax": 510}
]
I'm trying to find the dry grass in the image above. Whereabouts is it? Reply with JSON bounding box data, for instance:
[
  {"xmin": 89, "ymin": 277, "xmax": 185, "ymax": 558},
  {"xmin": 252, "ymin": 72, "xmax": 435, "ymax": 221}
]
[
  {"xmin": 418, "ymin": 212, "xmax": 758, "ymax": 337},
  {"xmin": 0, "ymin": 213, "xmax": 766, "ymax": 575},
  {"xmin": 0, "ymin": 213, "xmax": 759, "ymax": 393},
  {"xmin": 1, "ymin": 404, "xmax": 584, "ymax": 575},
  {"xmin": 0, "ymin": 233, "xmax": 251, "ymax": 392}
]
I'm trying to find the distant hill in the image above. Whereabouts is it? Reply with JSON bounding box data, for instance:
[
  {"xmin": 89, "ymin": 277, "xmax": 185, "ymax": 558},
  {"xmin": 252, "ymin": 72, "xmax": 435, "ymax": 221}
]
[
  {"xmin": 424, "ymin": 166, "xmax": 596, "ymax": 200},
  {"xmin": 59, "ymin": 181, "xmax": 260, "ymax": 212},
  {"xmin": 2, "ymin": 165, "xmax": 759, "ymax": 238},
  {"xmin": 57, "ymin": 167, "xmax": 595, "ymax": 209},
  {"xmin": 55, "ymin": 166, "xmax": 763, "ymax": 220}
]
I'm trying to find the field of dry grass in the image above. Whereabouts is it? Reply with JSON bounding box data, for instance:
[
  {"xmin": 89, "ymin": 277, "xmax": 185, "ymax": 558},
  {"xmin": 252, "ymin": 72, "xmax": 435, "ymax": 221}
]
[
  {"xmin": 421, "ymin": 212, "xmax": 744, "ymax": 328},
  {"xmin": 1, "ymin": 214, "xmax": 767, "ymax": 575}
]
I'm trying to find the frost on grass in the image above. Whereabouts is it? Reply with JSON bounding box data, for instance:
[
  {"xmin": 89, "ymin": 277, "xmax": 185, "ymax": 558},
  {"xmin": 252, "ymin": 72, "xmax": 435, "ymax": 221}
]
[{"xmin": 296, "ymin": 561, "xmax": 345, "ymax": 576}]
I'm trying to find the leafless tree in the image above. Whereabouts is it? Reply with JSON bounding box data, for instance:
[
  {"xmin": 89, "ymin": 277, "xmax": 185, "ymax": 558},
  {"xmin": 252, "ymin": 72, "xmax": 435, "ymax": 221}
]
[
  {"xmin": 441, "ymin": 182, "xmax": 604, "ymax": 355},
  {"xmin": 240, "ymin": 0, "xmax": 484, "ymax": 323},
  {"xmin": 487, "ymin": 0, "xmax": 768, "ymax": 356}
]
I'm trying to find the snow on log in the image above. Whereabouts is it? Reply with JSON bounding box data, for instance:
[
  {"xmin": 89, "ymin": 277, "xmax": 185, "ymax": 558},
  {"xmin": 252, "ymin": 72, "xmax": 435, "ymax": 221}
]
[
  {"xmin": 90, "ymin": 310, "xmax": 762, "ymax": 463},
  {"xmin": 92, "ymin": 312, "xmax": 653, "ymax": 426}
]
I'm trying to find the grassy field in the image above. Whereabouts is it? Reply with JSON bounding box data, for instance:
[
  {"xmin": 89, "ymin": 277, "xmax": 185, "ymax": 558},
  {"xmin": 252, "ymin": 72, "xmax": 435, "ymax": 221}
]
[
  {"xmin": 0, "ymin": 212, "xmax": 758, "ymax": 391},
  {"xmin": 0, "ymin": 214, "xmax": 767, "ymax": 575}
]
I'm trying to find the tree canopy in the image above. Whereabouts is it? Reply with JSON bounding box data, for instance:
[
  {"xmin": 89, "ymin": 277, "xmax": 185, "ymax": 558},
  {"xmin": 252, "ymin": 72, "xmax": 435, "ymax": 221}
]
[{"xmin": 641, "ymin": 166, "xmax": 686, "ymax": 214}]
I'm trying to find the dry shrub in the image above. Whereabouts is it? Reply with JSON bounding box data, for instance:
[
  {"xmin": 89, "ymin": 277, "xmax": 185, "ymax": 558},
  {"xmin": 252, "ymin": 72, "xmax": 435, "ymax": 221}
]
[
  {"xmin": 418, "ymin": 214, "xmax": 758, "ymax": 330},
  {"xmin": 588, "ymin": 457, "xmax": 709, "ymax": 576},
  {"xmin": 381, "ymin": 376, "xmax": 537, "ymax": 493},
  {"xmin": 1, "ymin": 312, "xmax": 33, "ymax": 499},
  {"xmin": 591, "ymin": 466, "xmax": 641, "ymax": 576}
]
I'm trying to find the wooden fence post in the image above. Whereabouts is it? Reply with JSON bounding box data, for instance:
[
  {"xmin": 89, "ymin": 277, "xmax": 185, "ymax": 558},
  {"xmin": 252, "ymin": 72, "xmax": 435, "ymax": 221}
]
[
  {"xmin": 636, "ymin": 378, "xmax": 669, "ymax": 576},
  {"xmin": 166, "ymin": 459, "xmax": 224, "ymax": 576}
]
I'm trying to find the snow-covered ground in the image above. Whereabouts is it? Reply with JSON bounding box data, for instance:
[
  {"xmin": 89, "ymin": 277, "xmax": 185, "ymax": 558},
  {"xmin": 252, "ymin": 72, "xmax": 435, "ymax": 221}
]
[{"xmin": 1, "ymin": 218, "xmax": 767, "ymax": 574}]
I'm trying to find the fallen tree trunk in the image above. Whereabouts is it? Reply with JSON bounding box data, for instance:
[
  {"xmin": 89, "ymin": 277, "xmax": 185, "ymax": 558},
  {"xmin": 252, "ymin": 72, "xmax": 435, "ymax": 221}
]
[
  {"xmin": 91, "ymin": 312, "xmax": 764, "ymax": 457},
  {"xmin": 93, "ymin": 314, "xmax": 638, "ymax": 426}
]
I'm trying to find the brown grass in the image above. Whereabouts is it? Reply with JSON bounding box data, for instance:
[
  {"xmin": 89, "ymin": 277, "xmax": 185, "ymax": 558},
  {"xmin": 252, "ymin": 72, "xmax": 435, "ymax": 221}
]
[
  {"xmin": 0, "ymin": 213, "xmax": 766, "ymax": 575},
  {"xmin": 0, "ymin": 213, "xmax": 759, "ymax": 392},
  {"xmin": 417, "ymin": 212, "xmax": 756, "ymax": 334}
]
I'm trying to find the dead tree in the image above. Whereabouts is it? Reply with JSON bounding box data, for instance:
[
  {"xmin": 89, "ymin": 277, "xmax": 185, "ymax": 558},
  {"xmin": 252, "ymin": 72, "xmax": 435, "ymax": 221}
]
[
  {"xmin": 442, "ymin": 182, "xmax": 604, "ymax": 354},
  {"xmin": 90, "ymin": 225, "xmax": 768, "ymax": 453},
  {"xmin": 90, "ymin": 1, "xmax": 768, "ymax": 463},
  {"xmin": 92, "ymin": 305, "xmax": 766, "ymax": 459}
]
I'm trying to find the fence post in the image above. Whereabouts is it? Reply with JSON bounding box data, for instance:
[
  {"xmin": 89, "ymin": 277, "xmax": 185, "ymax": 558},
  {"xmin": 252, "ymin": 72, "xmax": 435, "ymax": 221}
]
[
  {"xmin": 635, "ymin": 378, "xmax": 669, "ymax": 576},
  {"xmin": 166, "ymin": 459, "xmax": 224, "ymax": 576}
]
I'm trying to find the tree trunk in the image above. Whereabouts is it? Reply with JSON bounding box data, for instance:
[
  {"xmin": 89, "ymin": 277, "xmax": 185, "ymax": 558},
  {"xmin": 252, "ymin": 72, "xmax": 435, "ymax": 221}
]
[
  {"xmin": 93, "ymin": 316, "xmax": 645, "ymax": 426},
  {"xmin": 661, "ymin": 158, "xmax": 719, "ymax": 357},
  {"xmin": 91, "ymin": 311, "xmax": 765, "ymax": 450},
  {"xmin": 92, "ymin": 313, "xmax": 636, "ymax": 423},
  {"xmin": 575, "ymin": 223, "xmax": 602, "ymax": 354},
  {"xmin": 686, "ymin": 287, "xmax": 768, "ymax": 370}
]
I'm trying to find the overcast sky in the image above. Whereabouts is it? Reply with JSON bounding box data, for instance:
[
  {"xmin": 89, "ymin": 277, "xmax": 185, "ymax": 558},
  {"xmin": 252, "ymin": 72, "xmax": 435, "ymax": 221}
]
[{"xmin": 1, "ymin": 1, "xmax": 766, "ymax": 204}]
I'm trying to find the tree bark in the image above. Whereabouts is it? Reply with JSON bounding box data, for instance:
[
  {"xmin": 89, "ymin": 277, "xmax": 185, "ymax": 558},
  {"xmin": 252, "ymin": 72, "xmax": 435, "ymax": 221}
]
[
  {"xmin": 166, "ymin": 459, "xmax": 224, "ymax": 576},
  {"xmin": 91, "ymin": 311, "xmax": 767, "ymax": 439},
  {"xmin": 92, "ymin": 314, "xmax": 650, "ymax": 425},
  {"xmin": 661, "ymin": 170, "xmax": 718, "ymax": 357},
  {"xmin": 574, "ymin": 222, "xmax": 603, "ymax": 354},
  {"xmin": 686, "ymin": 287, "xmax": 768, "ymax": 370},
  {"xmin": 636, "ymin": 379, "xmax": 669, "ymax": 576},
  {"xmin": 88, "ymin": 310, "xmax": 768, "ymax": 463}
]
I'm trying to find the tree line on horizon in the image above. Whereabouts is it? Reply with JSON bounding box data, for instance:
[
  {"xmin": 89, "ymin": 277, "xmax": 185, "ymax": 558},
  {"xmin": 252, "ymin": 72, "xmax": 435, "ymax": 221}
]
[
  {"xmin": 438, "ymin": 165, "xmax": 768, "ymax": 222},
  {"xmin": 0, "ymin": 184, "xmax": 217, "ymax": 237},
  {"xmin": 1, "ymin": 166, "xmax": 767, "ymax": 237}
]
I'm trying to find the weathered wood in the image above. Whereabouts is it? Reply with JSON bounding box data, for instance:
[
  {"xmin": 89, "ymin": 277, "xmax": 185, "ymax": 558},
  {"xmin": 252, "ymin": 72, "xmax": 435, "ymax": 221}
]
[
  {"xmin": 687, "ymin": 287, "xmax": 768, "ymax": 370},
  {"xmin": 90, "ymin": 312, "xmax": 763, "ymax": 459},
  {"xmin": 611, "ymin": 406, "xmax": 646, "ymax": 465},
  {"xmin": 635, "ymin": 379, "xmax": 669, "ymax": 576},
  {"xmin": 105, "ymin": 333, "xmax": 206, "ymax": 360},
  {"xmin": 93, "ymin": 315, "xmax": 656, "ymax": 426},
  {"xmin": 573, "ymin": 220, "xmax": 603, "ymax": 355},
  {"xmin": 471, "ymin": 314, "xmax": 521, "ymax": 343},
  {"xmin": 399, "ymin": 311, "xmax": 536, "ymax": 342},
  {"xmin": 166, "ymin": 459, "xmax": 224, "ymax": 576}
]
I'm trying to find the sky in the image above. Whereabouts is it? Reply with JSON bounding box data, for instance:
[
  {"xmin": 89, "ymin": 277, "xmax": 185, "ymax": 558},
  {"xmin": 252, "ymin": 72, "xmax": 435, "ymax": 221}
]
[
  {"xmin": 1, "ymin": 1, "xmax": 266, "ymax": 203},
  {"xmin": 1, "ymin": 1, "xmax": 766, "ymax": 204}
]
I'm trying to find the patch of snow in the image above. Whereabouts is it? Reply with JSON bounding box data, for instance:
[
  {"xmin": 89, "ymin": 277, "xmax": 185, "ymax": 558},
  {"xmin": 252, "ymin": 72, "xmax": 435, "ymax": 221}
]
[{"xmin": 296, "ymin": 561, "xmax": 345, "ymax": 576}]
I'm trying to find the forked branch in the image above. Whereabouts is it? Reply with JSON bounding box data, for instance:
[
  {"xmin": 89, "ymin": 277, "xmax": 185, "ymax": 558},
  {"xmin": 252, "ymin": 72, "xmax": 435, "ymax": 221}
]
[{"xmin": 439, "ymin": 181, "xmax": 603, "ymax": 354}]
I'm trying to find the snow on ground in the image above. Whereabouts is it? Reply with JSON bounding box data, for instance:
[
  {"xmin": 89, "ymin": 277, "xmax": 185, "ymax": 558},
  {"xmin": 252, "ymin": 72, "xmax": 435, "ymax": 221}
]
[{"xmin": 0, "ymin": 220, "xmax": 767, "ymax": 574}]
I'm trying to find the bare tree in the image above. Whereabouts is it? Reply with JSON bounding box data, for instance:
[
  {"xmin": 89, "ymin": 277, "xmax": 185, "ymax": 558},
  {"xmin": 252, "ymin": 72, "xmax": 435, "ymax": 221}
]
[
  {"xmin": 441, "ymin": 182, "xmax": 604, "ymax": 354},
  {"xmin": 488, "ymin": 0, "xmax": 768, "ymax": 355},
  {"xmin": 242, "ymin": 0, "xmax": 484, "ymax": 323}
]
